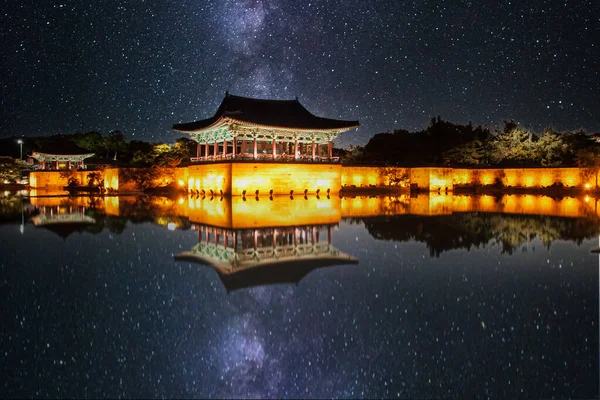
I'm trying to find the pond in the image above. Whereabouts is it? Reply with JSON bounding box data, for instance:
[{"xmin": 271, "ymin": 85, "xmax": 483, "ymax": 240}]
[{"xmin": 1, "ymin": 193, "xmax": 599, "ymax": 398}]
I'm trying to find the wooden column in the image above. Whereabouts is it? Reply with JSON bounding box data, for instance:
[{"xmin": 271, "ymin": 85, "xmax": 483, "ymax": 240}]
[
  {"xmin": 196, "ymin": 143, "xmax": 201, "ymax": 158},
  {"xmin": 272, "ymin": 139, "xmax": 277, "ymax": 160},
  {"xmin": 205, "ymin": 142, "xmax": 209, "ymax": 159},
  {"xmin": 223, "ymin": 140, "xmax": 228, "ymax": 157},
  {"xmin": 311, "ymin": 140, "xmax": 316, "ymax": 160},
  {"xmin": 294, "ymin": 139, "xmax": 298, "ymax": 159},
  {"xmin": 253, "ymin": 138, "xmax": 257, "ymax": 159},
  {"xmin": 232, "ymin": 137, "xmax": 237, "ymax": 157},
  {"xmin": 328, "ymin": 141, "xmax": 332, "ymax": 159},
  {"xmin": 67, "ymin": 160, "xmax": 72, "ymax": 169},
  {"xmin": 213, "ymin": 142, "xmax": 218, "ymax": 157}
]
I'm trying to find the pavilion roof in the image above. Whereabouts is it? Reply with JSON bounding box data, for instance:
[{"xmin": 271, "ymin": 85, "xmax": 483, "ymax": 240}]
[
  {"xmin": 172, "ymin": 93, "xmax": 360, "ymax": 133},
  {"xmin": 174, "ymin": 251, "xmax": 359, "ymax": 292}
]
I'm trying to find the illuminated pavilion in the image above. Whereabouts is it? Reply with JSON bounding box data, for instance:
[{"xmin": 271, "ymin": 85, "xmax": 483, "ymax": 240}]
[
  {"xmin": 29, "ymin": 142, "xmax": 94, "ymax": 170},
  {"xmin": 172, "ymin": 92, "xmax": 359, "ymax": 163}
]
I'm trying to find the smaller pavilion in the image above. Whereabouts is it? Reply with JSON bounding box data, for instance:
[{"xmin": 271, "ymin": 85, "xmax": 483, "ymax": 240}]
[
  {"xmin": 172, "ymin": 93, "xmax": 359, "ymax": 163},
  {"xmin": 29, "ymin": 142, "xmax": 95, "ymax": 170}
]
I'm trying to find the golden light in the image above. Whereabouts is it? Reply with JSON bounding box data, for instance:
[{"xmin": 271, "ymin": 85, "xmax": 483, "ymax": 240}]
[
  {"xmin": 480, "ymin": 173, "xmax": 494, "ymax": 185},
  {"xmin": 539, "ymin": 173, "xmax": 553, "ymax": 187},
  {"xmin": 585, "ymin": 183, "xmax": 591, "ymax": 189},
  {"xmin": 178, "ymin": 180, "xmax": 185, "ymax": 186}
]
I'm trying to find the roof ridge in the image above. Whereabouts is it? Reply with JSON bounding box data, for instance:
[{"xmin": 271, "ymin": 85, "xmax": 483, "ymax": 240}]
[{"xmin": 227, "ymin": 94, "xmax": 299, "ymax": 103}]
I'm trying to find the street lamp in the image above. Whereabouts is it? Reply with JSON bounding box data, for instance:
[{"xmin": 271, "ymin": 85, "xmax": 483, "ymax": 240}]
[{"xmin": 17, "ymin": 139, "xmax": 23, "ymax": 160}]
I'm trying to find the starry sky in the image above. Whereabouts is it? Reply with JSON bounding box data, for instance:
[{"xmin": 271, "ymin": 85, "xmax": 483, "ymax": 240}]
[{"xmin": 2, "ymin": 0, "xmax": 599, "ymax": 147}]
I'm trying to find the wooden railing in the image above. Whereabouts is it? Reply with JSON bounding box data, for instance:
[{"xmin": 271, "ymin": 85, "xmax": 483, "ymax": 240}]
[{"xmin": 190, "ymin": 154, "xmax": 340, "ymax": 163}]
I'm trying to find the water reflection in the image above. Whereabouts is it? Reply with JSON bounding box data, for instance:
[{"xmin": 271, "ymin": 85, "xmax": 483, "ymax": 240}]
[
  {"xmin": 1, "ymin": 192, "xmax": 599, "ymax": 398},
  {"xmin": 175, "ymin": 224, "xmax": 358, "ymax": 292},
  {"xmin": 16, "ymin": 193, "xmax": 600, "ymax": 256}
]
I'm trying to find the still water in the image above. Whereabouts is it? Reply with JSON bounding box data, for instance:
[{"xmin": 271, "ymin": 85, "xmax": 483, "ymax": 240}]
[{"xmin": 1, "ymin": 193, "xmax": 599, "ymax": 398}]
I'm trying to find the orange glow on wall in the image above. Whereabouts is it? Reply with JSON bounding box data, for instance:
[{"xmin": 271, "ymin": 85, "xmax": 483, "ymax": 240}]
[
  {"xmin": 104, "ymin": 168, "xmax": 119, "ymax": 190},
  {"xmin": 341, "ymin": 167, "xmax": 383, "ymax": 187},
  {"xmin": 25, "ymin": 165, "xmax": 599, "ymax": 196}
]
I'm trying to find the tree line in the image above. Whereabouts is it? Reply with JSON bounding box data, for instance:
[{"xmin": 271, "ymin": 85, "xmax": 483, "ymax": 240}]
[
  {"xmin": 344, "ymin": 117, "xmax": 600, "ymax": 168},
  {"xmin": 2, "ymin": 117, "xmax": 600, "ymax": 171}
]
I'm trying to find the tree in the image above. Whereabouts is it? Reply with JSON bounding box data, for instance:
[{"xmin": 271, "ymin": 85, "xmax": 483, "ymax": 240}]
[
  {"xmin": 342, "ymin": 145, "xmax": 366, "ymax": 164},
  {"xmin": 532, "ymin": 128, "xmax": 567, "ymax": 166},
  {"xmin": 172, "ymin": 137, "xmax": 196, "ymax": 160},
  {"xmin": 490, "ymin": 121, "xmax": 537, "ymax": 166},
  {"xmin": 59, "ymin": 168, "xmax": 80, "ymax": 186},
  {"xmin": 104, "ymin": 130, "xmax": 127, "ymax": 160},
  {"xmin": 442, "ymin": 140, "xmax": 490, "ymax": 166},
  {"xmin": 576, "ymin": 146, "xmax": 600, "ymax": 189},
  {"xmin": 0, "ymin": 157, "xmax": 22, "ymax": 184},
  {"xmin": 72, "ymin": 131, "xmax": 105, "ymax": 153}
]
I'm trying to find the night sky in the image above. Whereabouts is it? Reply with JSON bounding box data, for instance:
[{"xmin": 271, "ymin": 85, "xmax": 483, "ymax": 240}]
[{"xmin": 2, "ymin": 0, "xmax": 599, "ymax": 147}]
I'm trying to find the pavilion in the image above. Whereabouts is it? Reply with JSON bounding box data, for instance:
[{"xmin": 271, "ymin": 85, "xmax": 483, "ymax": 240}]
[
  {"xmin": 29, "ymin": 141, "xmax": 95, "ymax": 170},
  {"xmin": 172, "ymin": 93, "xmax": 359, "ymax": 163}
]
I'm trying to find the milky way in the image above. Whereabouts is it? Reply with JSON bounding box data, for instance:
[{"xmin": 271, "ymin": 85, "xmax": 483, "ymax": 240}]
[{"xmin": 2, "ymin": 0, "xmax": 599, "ymax": 146}]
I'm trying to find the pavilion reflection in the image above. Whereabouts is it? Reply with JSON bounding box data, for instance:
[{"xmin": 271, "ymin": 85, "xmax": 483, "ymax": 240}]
[
  {"xmin": 172, "ymin": 194, "xmax": 356, "ymax": 292},
  {"xmin": 31, "ymin": 201, "xmax": 96, "ymax": 239},
  {"xmin": 175, "ymin": 222, "xmax": 357, "ymax": 292}
]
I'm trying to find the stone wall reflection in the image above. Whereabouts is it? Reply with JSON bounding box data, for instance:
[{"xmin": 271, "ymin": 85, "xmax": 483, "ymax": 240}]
[{"xmin": 19, "ymin": 193, "xmax": 600, "ymax": 257}]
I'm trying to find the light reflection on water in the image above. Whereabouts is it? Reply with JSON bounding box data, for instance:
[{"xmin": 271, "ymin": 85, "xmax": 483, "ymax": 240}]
[{"xmin": 1, "ymin": 193, "xmax": 599, "ymax": 398}]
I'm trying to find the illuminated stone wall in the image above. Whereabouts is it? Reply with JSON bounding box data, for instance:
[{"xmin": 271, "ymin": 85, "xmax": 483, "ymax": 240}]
[
  {"xmin": 30, "ymin": 171, "xmax": 89, "ymax": 190},
  {"xmin": 342, "ymin": 166, "xmax": 598, "ymax": 191},
  {"xmin": 452, "ymin": 167, "xmax": 596, "ymax": 188},
  {"xmin": 28, "ymin": 165, "xmax": 600, "ymax": 195},
  {"xmin": 103, "ymin": 168, "xmax": 119, "ymax": 191},
  {"xmin": 186, "ymin": 163, "xmax": 233, "ymax": 195},
  {"xmin": 409, "ymin": 167, "xmax": 454, "ymax": 192},
  {"xmin": 231, "ymin": 163, "xmax": 341, "ymax": 196},
  {"xmin": 341, "ymin": 166, "xmax": 452, "ymax": 191},
  {"xmin": 185, "ymin": 162, "xmax": 341, "ymax": 195},
  {"xmin": 341, "ymin": 166, "xmax": 386, "ymax": 187}
]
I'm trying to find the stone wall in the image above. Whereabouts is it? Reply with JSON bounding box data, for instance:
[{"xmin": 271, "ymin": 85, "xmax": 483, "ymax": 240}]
[
  {"xmin": 30, "ymin": 170, "xmax": 90, "ymax": 190},
  {"xmin": 341, "ymin": 166, "xmax": 599, "ymax": 191},
  {"xmin": 184, "ymin": 162, "xmax": 341, "ymax": 196},
  {"xmin": 29, "ymin": 165, "xmax": 600, "ymax": 195},
  {"xmin": 452, "ymin": 167, "xmax": 595, "ymax": 188}
]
